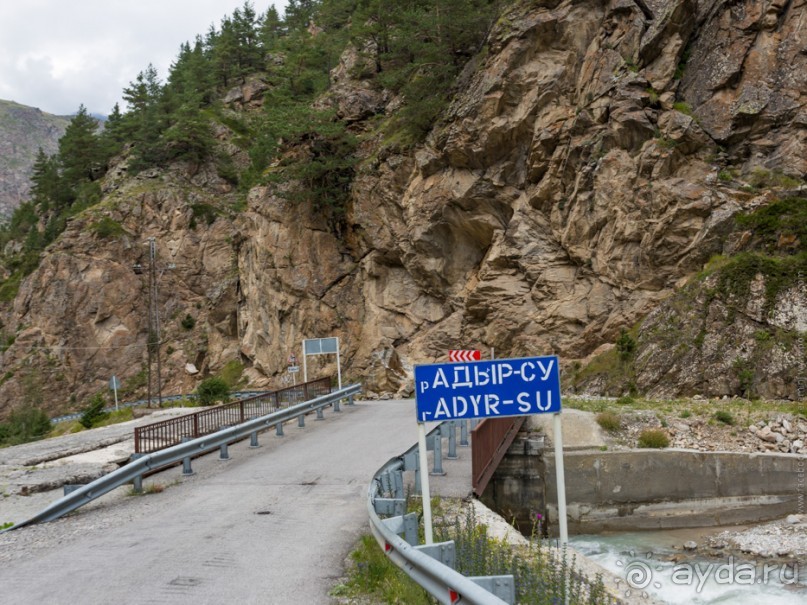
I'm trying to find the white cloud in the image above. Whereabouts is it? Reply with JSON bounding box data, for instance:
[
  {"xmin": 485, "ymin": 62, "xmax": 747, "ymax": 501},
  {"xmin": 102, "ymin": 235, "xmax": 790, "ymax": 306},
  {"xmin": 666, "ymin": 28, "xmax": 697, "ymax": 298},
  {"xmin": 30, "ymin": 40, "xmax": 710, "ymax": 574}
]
[{"xmin": 0, "ymin": 0, "xmax": 286, "ymax": 116}]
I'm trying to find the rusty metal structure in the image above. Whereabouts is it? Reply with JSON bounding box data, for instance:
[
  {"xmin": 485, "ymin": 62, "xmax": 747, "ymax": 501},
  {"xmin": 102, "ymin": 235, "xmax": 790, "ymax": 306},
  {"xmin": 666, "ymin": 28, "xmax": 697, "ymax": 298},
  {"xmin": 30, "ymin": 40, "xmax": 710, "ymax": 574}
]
[
  {"xmin": 471, "ymin": 416, "xmax": 527, "ymax": 497},
  {"xmin": 134, "ymin": 376, "xmax": 332, "ymax": 453}
]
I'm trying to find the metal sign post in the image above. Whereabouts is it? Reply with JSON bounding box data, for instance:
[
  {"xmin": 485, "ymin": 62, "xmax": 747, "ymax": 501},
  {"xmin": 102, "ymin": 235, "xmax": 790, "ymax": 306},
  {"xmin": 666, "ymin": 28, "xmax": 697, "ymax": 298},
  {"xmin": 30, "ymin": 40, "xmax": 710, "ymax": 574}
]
[
  {"xmin": 417, "ymin": 422, "xmax": 434, "ymax": 545},
  {"xmin": 109, "ymin": 376, "xmax": 121, "ymax": 412},
  {"xmin": 288, "ymin": 353, "xmax": 299, "ymax": 385},
  {"xmin": 414, "ymin": 355, "xmax": 568, "ymax": 545},
  {"xmin": 302, "ymin": 337, "xmax": 341, "ymax": 389}
]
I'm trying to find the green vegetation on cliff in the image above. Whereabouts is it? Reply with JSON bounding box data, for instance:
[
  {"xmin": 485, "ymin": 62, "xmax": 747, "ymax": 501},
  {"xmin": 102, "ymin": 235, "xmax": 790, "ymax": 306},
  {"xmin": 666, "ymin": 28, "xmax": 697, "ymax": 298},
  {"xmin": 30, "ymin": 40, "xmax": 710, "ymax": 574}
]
[
  {"xmin": 570, "ymin": 196, "xmax": 807, "ymax": 399},
  {"xmin": 0, "ymin": 0, "xmax": 500, "ymax": 293}
]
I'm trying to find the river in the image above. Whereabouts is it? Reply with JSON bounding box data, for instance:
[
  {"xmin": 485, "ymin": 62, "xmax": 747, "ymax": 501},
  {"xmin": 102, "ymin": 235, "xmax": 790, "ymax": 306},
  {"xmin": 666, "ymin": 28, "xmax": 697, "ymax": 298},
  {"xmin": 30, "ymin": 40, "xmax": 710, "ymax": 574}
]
[{"xmin": 570, "ymin": 529, "xmax": 805, "ymax": 604}]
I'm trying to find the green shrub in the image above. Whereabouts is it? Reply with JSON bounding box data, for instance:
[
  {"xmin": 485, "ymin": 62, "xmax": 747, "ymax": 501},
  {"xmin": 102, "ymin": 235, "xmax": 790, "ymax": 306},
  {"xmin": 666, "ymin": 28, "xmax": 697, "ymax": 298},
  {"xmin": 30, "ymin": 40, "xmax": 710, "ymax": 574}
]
[
  {"xmin": 680, "ymin": 410, "xmax": 692, "ymax": 418},
  {"xmin": 616, "ymin": 328, "xmax": 637, "ymax": 363},
  {"xmin": 217, "ymin": 360, "xmax": 244, "ymax": 388},
  {"xmin": 180, "ymin": 314, "xmax": 196, "ymax": 330},
  {"xmin": 0, "ymin": 521, "xmax": 13, "ymax": 530},
  {"xmin": 80, "ymin": 393, "xmax": 109, "ymax": 429},
  {"xmin": 89, "ymin": 217, "xmax": 127, "ymax": 239},
  {"xmin": 196, "ymin": 377, "xmax": 230, "ymax": 405},
  {"xmin": 0, "ymin": 405, "xmax": 52, "ymax": 446},
  {"xmin": 714, "ymin": 410, "xmax": 735, "ymax": 425},
  {"xmin": 596, "ymin": 411, "xmax": 621, "ymax": 432},
  {"xmin": 637, "ymin": 428, "xmax": 670, "ymax": 448}
]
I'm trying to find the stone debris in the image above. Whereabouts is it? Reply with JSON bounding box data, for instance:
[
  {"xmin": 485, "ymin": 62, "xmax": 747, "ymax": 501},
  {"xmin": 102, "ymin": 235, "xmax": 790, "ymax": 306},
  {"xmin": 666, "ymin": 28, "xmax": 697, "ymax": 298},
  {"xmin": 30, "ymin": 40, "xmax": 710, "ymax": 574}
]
[{"xmin": 706, "ymin": 517, "xmax": 807, "ymax": 560}]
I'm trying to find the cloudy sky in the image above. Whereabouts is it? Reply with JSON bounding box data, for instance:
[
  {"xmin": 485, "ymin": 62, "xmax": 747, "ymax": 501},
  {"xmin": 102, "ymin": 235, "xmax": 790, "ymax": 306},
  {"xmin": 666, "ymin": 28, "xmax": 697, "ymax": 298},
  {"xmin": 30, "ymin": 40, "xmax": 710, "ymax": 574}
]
[{"xmin": 0, "ymin": 1, "xmax": 287, "ymax": 117}]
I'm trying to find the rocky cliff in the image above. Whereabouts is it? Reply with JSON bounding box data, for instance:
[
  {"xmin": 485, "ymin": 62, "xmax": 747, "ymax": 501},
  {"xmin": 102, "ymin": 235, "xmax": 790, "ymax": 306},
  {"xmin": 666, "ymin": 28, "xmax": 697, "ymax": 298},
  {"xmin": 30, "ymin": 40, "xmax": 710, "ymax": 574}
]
[
  {"xmin": 0, "ymin": 100, "xmax": 70, "ymax": 218},
  {"xmin": 1, "ymin": 0, "xmax": 806, "ymax": 418}
]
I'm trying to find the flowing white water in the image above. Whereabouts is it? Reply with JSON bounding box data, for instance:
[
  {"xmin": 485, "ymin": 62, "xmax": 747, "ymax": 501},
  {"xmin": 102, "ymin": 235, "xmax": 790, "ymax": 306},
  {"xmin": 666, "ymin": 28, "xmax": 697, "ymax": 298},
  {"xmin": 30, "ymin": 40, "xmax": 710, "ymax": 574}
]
[{"xmin": 570, "ymin": 531, "xmax": 805, "ymax": 604}]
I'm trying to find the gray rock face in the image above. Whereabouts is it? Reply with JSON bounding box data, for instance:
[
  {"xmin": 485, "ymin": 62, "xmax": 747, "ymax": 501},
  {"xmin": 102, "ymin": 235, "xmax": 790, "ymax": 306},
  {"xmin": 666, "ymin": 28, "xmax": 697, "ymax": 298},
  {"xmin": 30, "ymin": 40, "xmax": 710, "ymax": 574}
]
[
  {"xmin": 0, "ymin": 100, "xmax": 70, "ymax": 218},
  {"xmin": 1, "ymin": 0, "xmax": 806, "ymax": 414}
]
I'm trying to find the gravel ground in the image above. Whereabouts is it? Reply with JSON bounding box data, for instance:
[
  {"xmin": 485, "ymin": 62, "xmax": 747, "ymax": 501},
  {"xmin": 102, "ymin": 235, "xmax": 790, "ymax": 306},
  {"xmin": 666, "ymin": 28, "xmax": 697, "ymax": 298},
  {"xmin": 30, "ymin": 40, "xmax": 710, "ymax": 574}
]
[
  {"xmin": 705, "ymin": 514, "xmax": 807, "ymax": 560},
  {"xmin": 0, "ymin": 407, "xmax": 202, "ymax": 525}
]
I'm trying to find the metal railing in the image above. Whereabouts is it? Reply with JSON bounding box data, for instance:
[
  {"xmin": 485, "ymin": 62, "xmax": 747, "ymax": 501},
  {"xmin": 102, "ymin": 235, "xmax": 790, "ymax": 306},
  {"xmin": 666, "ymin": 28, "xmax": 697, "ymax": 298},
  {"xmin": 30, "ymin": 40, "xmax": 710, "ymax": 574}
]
[
  {"xmin": 50, "ymin": 389, "xmax": 275, "ymax": 424},
  {"xmin": 134, "ymin": 377, "xmax": 332, "ymax": 453},
  {"xmin": 368, "ymin": 425, "xmax": 515, "ymax": 605},
  {"xmin": 4, "ymin": 384, "xmax": 360, "ymax": 531},
  {"xmin": 471, "ymin": 417, "xmax": 527, "ymax": 496}
]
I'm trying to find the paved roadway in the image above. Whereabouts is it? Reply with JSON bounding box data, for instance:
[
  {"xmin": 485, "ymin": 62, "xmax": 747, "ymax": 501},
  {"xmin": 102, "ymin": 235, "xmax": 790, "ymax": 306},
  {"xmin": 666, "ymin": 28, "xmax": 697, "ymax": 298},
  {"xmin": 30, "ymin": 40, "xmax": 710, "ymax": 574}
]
[{"xmin": 0, "ymin": 399, "xmax": 441, "ymax": 605}]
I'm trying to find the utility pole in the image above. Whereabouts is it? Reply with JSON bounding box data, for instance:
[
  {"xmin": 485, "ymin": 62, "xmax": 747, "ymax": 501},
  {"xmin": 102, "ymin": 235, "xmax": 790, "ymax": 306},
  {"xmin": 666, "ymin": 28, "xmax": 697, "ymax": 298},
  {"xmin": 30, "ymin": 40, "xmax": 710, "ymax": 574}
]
[
  {"xmin": 147, "ymin": 237, "xmax": 163, "ymax": 407},
  {"xmin": 134, "ymin": 239, "xmax": 174, "ymax": 408},
  {"xmin": 146, "ymin": 238, "xmax": 163, "ymax": 408}
]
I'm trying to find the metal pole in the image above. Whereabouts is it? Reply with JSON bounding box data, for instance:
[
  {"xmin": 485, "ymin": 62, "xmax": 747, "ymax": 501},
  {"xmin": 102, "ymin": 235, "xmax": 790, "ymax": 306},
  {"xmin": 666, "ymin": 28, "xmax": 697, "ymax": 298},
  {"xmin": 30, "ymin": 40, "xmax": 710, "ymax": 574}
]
[
  {"xmin": 113, "ymin": 381, "xmax": 119, "ymax": 413},
  {"xmin": 553, "ymin": 412, "xmax": 569, "ymax": 545},
  {"xmin": 303, "ymin": 349, "xmax": 308, "ymax": 384},
  {"xmin": 417, "ymin": 422, "xmax": 434, "ymax": 544},
  {"xmin": 150, "ymin": 239, "xmax": 163, "ymax": 408},
  {"xmin": 336, "ymin": 340, "xmax": 342, "ymax": 390}
]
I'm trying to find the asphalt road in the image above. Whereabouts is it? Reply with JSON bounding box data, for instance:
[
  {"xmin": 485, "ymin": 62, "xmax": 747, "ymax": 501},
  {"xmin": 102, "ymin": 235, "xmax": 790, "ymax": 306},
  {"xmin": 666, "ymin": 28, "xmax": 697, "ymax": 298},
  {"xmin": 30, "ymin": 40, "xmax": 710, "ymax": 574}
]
[{"xmin": 0, "ymin": 399, "xmax": 425, "ymax": 604}]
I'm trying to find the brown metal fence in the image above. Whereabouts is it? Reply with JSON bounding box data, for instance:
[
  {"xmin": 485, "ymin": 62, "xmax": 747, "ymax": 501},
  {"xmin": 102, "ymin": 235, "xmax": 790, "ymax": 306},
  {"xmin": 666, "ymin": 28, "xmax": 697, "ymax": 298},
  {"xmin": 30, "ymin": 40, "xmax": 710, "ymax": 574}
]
[
  {"xmin": 134, "ymin": 376, "xmax": 333, "ymax": 454},
  {"xmin": 471, "ymin": 416, "xmax": 527, "ymax": 496}
]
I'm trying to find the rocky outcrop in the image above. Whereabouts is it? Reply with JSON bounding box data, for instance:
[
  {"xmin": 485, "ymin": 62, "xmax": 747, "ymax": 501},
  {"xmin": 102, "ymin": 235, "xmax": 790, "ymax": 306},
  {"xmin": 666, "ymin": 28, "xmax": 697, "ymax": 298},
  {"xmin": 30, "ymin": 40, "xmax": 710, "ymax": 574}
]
[
  {"xmin": 1, "ymin": 0, "xmax": 806, "ymax": 417},
  {"xmin": 0, "ymin": 163, "xmax": 245, "ymax": 415},
  {"xmin": 0, "ymin": 100, "xmax": 69, "ymax": 218}
]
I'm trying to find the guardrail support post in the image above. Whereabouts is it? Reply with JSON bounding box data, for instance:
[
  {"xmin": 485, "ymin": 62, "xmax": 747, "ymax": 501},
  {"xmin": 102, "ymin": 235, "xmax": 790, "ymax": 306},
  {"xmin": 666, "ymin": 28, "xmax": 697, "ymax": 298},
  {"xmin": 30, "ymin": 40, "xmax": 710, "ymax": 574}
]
[
  {"xmin": 249, "ymin": 430, "xmax": 260, "ymax": 448},
  {"xmin": 333, "ymin": 397, "xmax": 341, "ymax": 412},
  {"xmin": 403, "ymin": 512, "xmax": 419, "ymax": 546},
  {"xmin": 219, "ymin": 442, "xmax": 230, "ymax": 460},
  {"xmin": 298, "ymin": 413, "xmax": 305, "ymax": 428},
  {"xmin": 459, "ymin": 419, "xmax": 469, "ymax": 447},
  {"xmin": 129, "ymin": 453, "xmax": 144, "ymax": 493},
  {"xmin": 276, "ymin": 421, "xmax": 284, "ymax": 436},
  {"xmin": 316, "ymin": 406, "xmax": 325, "ymax": 420},
  {"xmin": 347, "ymin": 394, "xmax": 355, "ymax": 406},
  {"xmin": 181, "ymin": 437, "xmax": 194, "ymax": 476},
  {"xmin": 446, "ymin": 421, "xmax": 458, "ymax": 460},
  {"xmin": 430, "ymin": 432, "xmax": 446, "ymax": 476},
  {"xmin": 392, "ymin": 469, "xmax": 404, "ymax": 498}
]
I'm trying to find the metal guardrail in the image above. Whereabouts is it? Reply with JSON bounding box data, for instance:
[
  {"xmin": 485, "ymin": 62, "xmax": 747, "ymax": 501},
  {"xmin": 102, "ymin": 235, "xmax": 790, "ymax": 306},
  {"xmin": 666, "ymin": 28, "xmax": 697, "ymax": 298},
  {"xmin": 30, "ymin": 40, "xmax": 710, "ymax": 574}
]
[
  {"xmin": 49, "ymin": 389, "xmax": 275, "ymax": 424},
  {"xmin": 367, "ymin": 426, "xmax": 515, "ymax": 605},
  {"xmin": 4, "ymin": 384, "xmax": 361, "ymax": 532},
  {"xmin": 134, "ymin": 377, "xmax": 332, "ymax": 453},
  {"xmin": 471, "ymin": 417, "xmax": 527, "ymax": 496}
]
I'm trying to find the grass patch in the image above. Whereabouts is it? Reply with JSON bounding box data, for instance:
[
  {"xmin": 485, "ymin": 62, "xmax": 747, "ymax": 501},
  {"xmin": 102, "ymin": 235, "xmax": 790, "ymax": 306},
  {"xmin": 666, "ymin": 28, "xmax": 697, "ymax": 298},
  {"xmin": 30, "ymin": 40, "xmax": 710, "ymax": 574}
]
[
  {"xmin": 595, "ymin": 411, "xmax": 621, "ymax": 432},
  {"xmin": 332, "ymin": 534, "xmax": 431, "ymax": 603},
  {"xmin": 673, "ymin": 101, "xmax": 694, "ymax": 116},
  {"xmin": 92, "ymin": 407, "xmax": 134, "ymax": 427},
  {"xmin": 0, "ymin": 521, "xmax": 13, "ymax": 530},
  {"xmin": 89, "ymin": 216, "xmax": 127, "ymax": 239},
  {"xmin": 217, "ymin": 359, "xmax": 245, "ymax": 389},
  {"xmin": 714, "ymin": 410, "xmax": 735, "ymax": 425},
  {"xmin": 637, "ymin": 428, "xmax": 670, "ymax": 448}
]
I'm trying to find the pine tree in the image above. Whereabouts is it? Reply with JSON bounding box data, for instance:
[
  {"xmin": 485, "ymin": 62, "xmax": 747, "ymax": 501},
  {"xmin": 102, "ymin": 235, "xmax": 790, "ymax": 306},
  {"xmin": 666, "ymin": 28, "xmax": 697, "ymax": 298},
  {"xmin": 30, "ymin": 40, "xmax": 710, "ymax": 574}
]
[
  {"xmin": 59, "ymin": 105, "xmax": 103, "ymax": 188},
  {"xmin": 29, "ymin": 148, "xmax": 60, "ymax": 211},
  {"xmin": 122, "ymin": 65, "xmax": 168, "ymax": 170}
]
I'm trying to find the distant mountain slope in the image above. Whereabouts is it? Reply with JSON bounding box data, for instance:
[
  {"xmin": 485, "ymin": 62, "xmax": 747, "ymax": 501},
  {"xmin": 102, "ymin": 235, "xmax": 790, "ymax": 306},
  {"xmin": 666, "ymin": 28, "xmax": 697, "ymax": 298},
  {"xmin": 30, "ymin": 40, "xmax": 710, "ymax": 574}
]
[{"xmin": 0, "ymin": 100, "xmax": 70, "ymax": 219}]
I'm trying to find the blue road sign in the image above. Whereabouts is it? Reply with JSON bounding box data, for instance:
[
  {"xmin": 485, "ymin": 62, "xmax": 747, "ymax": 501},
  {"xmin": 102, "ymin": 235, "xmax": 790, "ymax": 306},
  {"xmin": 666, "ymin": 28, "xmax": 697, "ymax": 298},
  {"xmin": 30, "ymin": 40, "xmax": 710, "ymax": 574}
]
[{"xmin": 414, "ymin": 356, "xmax": 562, "ymax": 422}]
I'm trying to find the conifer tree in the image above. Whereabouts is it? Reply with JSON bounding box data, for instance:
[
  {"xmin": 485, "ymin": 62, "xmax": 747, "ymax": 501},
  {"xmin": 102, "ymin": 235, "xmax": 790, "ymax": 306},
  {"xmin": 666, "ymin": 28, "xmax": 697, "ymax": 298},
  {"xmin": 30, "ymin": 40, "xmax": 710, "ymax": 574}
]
[{"xmin": 59, "ymin": 105, "xmax": 103, "ymax": 188}]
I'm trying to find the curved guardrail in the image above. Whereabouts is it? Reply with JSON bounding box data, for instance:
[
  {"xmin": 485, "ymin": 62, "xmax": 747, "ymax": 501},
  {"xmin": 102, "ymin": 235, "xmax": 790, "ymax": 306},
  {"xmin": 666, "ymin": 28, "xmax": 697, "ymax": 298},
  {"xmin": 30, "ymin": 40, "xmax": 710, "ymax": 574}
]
[
  {"xmin": 367, "ymin": 430, "xmax": 514, "ymax": 605},
  {"xmin": 4, "ymin": 384, "xmax": 361, "ymax": 532}
]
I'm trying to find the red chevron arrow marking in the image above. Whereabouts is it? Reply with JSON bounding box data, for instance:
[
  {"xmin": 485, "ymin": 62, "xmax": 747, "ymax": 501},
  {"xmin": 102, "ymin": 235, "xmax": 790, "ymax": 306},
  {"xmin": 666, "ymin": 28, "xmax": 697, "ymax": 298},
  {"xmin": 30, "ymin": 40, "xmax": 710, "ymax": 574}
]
[{"xmin": 448, "ymin": 350, "xmax": 481, "ymax": 362}]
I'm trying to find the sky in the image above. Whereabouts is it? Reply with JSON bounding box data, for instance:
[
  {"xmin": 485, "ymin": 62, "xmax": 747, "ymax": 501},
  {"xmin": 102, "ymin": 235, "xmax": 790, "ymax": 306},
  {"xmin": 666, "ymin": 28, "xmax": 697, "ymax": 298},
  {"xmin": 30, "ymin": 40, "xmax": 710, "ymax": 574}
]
[{"xmin": 0, "ymin": 1, "xmax": 287, "ymax": 117}]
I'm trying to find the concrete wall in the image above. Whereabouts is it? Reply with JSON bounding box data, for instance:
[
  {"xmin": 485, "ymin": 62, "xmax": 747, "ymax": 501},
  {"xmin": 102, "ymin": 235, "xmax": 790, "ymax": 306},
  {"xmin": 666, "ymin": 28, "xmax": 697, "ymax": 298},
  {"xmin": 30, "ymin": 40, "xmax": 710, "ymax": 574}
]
[{"xmin": 484, "ymin": 442, "xmax": 807, "ymax": 535}]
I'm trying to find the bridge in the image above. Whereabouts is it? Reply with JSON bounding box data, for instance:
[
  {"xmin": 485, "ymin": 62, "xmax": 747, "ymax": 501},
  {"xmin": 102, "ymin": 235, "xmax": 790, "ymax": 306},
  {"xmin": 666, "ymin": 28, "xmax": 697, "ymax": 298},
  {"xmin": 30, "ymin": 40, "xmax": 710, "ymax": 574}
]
[{"xmin": 0, "ymin": 393, "xmax": 498, "ymax": 604}]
